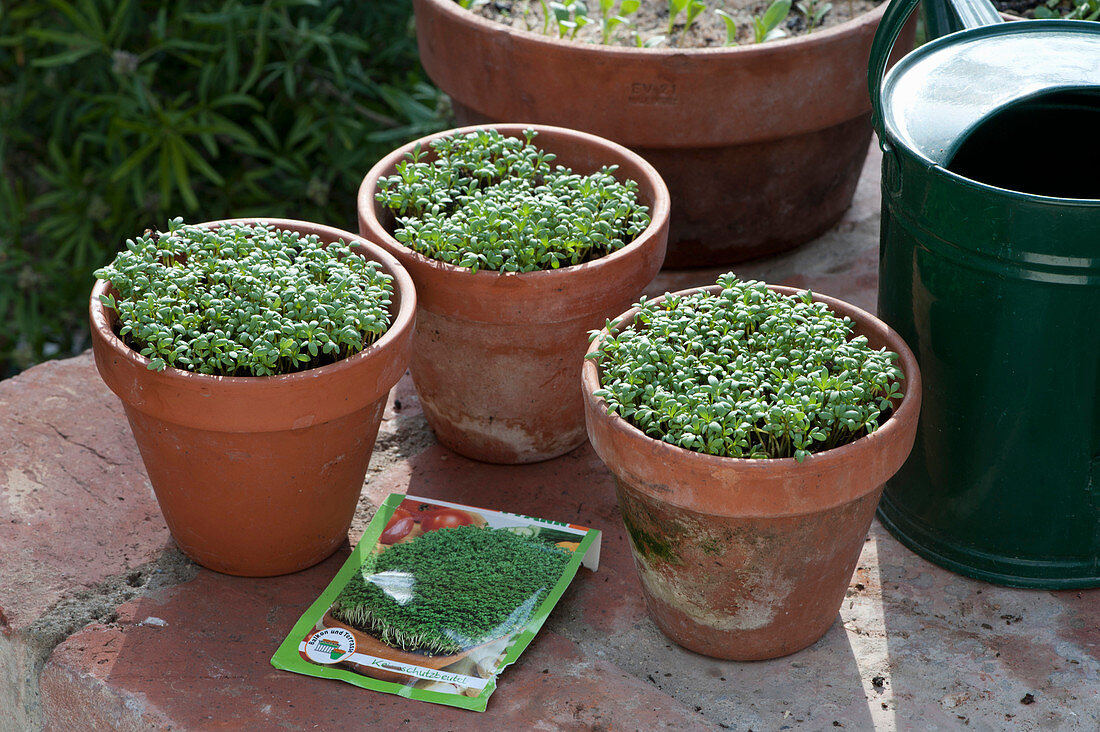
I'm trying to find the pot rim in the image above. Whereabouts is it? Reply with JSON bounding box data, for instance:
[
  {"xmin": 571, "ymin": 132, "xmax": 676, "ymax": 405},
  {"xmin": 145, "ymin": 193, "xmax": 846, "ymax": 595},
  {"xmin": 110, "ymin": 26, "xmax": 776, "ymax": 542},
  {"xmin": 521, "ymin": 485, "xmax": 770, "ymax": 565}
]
[
  {"xmin": 417, "ymin": 0, "xmax": 889, "ymax": 58},
  {"xmin": 357, "ymin": 122, "xmax": 671, "ymax": 287},
  {"xmin": 582, "ymin": 282, "xmax": 922, "ymax": 474},
  {"xmin": 90, "ymin": 217, "xmax": 417, "ymax": 389}
]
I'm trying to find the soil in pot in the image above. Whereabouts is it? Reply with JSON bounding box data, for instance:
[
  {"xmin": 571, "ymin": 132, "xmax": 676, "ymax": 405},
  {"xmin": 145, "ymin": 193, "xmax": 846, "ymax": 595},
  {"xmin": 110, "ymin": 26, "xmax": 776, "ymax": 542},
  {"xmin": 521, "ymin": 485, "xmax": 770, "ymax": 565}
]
[{"xmin": 474, "ymin": 0, "xmax": 881, "ymax": 48}]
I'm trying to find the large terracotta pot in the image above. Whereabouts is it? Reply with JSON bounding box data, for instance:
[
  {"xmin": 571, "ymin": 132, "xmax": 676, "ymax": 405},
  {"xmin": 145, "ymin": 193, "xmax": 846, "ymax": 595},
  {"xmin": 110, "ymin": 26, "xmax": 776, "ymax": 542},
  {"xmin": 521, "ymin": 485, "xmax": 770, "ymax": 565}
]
[
  {"xmin": 413, "ymin": 0, "xmax": 913, "ymax": 267},
  {"xmin": 582, "ymin": 285, "xmax": 921, "ymax": 659},
  {"xmin": 90, "ymin": 219, "xmax": 416, "ymax": 577},
  {"xmin": 358, "ymin": 123, "xmax": 669, "ymax": 464}
]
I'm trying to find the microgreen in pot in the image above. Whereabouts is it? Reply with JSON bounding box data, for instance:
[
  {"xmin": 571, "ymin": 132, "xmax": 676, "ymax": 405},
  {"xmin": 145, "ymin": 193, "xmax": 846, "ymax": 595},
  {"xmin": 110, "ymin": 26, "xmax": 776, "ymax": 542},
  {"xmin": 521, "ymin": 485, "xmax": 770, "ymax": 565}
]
[
  {"xmin": 587, "ymin": 273, "xmax": 904, "ymax": 462},
  {"xmin": 374, "ymin": 128, "xmax": 651, "ymax": 273},
  {"xmin": 94, "ymin": 218, "xmax": 394, "ymax": 376}
]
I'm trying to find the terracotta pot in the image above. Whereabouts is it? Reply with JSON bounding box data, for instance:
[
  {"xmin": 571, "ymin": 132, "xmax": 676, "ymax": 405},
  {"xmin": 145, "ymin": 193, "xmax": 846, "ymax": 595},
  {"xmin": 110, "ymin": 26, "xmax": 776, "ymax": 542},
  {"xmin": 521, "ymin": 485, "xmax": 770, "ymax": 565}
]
[
  {"xmin": 358, "ymin": 123, "xmax": 669, "ymax": 464},
  {"xmin": 319, "ymin": 612, "xmax": 475, "ymax": 685},
  {"xmin": 90, "ymin": 219, "xmax": 416, "ymax": 577},
  {"xmin": 413, "ymin": 0, "xmax": 913, "ymax": 267},
  {"xmin": 582, "ymin": 285, "xmax": 921, "ymax": 659}
]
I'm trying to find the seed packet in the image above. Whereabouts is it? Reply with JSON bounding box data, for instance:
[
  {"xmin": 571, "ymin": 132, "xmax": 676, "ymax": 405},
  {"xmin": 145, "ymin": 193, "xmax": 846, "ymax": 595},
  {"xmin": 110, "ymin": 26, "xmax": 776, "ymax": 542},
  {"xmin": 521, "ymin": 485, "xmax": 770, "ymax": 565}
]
[{"xmin": 271, "ymin": 493, "xmax": 601, "ymax": 711}]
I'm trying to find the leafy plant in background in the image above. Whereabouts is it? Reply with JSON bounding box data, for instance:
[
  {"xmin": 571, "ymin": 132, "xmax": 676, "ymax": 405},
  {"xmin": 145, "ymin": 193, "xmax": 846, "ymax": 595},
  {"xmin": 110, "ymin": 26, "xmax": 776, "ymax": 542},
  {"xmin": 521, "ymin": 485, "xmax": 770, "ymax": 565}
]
[
  {"xmin": 589, "ymin": 274, "xmax": 905, "ymax": 462},
  {"xmin": 0, "ymin": 0, "xmax": 450, "ymax": 378},
  {"xmin": 375, "ymin": 128, "xmax": 651, "ymax": 273},
  {"xmin": 94, "ymin": 219, "xmax": 394, "ymax": 376}
]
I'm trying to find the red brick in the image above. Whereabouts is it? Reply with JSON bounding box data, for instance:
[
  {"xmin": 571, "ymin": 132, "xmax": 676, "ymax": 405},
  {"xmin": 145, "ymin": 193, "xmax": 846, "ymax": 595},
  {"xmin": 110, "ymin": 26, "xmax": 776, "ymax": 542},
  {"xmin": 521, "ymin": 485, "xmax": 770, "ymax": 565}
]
[{"xmin": 40, "ymin": 554, "xmax": 708, "ymax": 730}]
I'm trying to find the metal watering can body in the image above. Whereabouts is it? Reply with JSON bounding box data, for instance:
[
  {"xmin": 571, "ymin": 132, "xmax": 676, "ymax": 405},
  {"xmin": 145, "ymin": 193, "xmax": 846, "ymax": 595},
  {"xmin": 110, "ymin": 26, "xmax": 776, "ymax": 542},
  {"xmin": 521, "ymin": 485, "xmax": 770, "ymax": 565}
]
[{"xmin": 871, "ymin": 0, "xmax": 1100, "ymax": 588}]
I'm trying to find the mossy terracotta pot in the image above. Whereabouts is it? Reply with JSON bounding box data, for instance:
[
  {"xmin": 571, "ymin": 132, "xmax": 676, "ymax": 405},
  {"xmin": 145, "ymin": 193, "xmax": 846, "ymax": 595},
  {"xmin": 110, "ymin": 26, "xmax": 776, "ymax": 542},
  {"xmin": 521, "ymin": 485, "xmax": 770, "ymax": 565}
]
[
  {"xmin": 413, "ymin": 0, "xmax": 913, "ymax": 267},
  {"xmin": 358, "ymin": 123, "xmax": 669, "ymax": 464},
  {"xmin": 582, "ymin": 285, "xmax": 921, "ymax": 659},
  {"xmin": 90, "ymin": 219, "xmax": 416, "ymax": 577}
]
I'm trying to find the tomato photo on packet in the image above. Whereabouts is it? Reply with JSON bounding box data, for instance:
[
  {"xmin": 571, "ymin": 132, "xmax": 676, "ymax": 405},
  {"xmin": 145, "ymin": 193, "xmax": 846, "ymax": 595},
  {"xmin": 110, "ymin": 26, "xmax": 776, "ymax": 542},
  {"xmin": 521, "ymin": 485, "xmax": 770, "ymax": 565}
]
[
  {"xmin": 419, "ymin": 508, "xmax": 476, "ymax": 533},
  {"xmin": 379, "ymin": 507, "xmax": 415, "ymax": 545}
]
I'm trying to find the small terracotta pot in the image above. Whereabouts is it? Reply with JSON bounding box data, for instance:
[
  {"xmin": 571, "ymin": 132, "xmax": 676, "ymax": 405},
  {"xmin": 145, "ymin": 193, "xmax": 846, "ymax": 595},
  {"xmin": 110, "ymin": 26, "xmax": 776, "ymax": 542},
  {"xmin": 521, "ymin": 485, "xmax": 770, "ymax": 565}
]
[
  {"xmin": 582, "ymin": 285, "xmax": 921, "ymax": 660},
  {"xmin": 358, "ymin": 123, "xmax": 669, "ymax": 464},
  {"xmin": 319, "ymin": 612, "xmax": 475, "ymax": 685},
  {"xmin": 90, "ymin": 219, "xmax": 416, "ymax": 577},
  {"xmin": 413, "ymin": 0, "xmax": 913, "ymax": 267}
]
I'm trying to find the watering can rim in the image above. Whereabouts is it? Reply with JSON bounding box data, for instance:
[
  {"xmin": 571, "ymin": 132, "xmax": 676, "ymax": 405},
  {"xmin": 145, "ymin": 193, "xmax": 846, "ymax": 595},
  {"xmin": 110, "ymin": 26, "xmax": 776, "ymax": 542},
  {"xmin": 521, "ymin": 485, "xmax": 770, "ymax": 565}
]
[
  {"xmin": 869, "ymin": 3, "xmax": 1100, "ymax": 204},
  {"xmin": 928, "ymin": 75, "xmax": 1100, "ymax": 207}
]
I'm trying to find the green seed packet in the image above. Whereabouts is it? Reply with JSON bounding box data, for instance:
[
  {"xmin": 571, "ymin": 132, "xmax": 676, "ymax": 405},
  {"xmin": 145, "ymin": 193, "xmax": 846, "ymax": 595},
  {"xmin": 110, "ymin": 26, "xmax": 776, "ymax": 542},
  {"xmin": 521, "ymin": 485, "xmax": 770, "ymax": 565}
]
[{"xmin": 271, "ymin": 493, "xmax": 601, "ymax": 711}]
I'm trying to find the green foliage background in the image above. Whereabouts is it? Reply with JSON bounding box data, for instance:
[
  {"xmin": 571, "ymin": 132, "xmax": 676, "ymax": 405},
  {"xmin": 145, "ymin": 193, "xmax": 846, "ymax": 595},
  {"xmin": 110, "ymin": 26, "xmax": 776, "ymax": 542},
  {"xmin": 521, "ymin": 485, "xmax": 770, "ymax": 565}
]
[{"xmin": 0, "ymin": 0, "xmax": 449, "ymax": 377}]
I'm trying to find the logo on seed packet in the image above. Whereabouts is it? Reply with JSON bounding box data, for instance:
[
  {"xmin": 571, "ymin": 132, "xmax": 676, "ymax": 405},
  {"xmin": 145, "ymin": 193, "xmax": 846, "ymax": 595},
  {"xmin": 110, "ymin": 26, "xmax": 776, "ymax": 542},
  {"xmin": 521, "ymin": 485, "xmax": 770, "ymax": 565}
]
[{"xmin": 304, "ymin": 628, "xmax": 356, "ymax": 664}]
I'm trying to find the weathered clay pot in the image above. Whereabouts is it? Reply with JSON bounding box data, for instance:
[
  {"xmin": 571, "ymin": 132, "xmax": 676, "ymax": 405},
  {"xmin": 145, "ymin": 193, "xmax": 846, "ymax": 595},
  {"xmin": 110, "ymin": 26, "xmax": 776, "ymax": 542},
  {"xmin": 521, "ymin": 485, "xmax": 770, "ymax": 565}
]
[
  {"xmin": 90, "ymin": 219, "xmax": 416, "ymax": 577},
  {"xmin": 413, "ymin": 0, "xmax": 913, "ymax": 267},
  {"xmin": 358, "ymin": 123, "xmax": 669, "ymax": 464},
  {"xmin": 582, "ymin": 285, "xmax": 921, "ymax": 659}
]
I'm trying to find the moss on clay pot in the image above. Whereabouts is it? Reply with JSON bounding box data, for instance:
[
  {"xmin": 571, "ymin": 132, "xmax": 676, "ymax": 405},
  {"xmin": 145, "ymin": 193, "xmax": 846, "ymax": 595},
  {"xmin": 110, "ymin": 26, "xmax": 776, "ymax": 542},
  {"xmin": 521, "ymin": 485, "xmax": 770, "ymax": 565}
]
[{"xmin": 583, "ymin": 275, "xmax": 921, "ymax": 659}]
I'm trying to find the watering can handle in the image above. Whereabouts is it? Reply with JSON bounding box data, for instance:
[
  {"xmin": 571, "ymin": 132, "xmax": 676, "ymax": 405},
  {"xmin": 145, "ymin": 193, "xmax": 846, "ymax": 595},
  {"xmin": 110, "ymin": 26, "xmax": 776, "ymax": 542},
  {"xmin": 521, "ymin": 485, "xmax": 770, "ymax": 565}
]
[{"xmin": 869, "ymin": 0, "xmax": 1003, "ymax": 139}]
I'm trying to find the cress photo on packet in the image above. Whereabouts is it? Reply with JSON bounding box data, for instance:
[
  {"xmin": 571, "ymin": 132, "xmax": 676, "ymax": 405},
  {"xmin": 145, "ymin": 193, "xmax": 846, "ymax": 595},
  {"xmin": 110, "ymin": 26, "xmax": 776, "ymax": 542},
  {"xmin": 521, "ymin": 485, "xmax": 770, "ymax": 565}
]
[{"xmin": 271, "ymin": 493, "xmax": 601, "ymax": 711}]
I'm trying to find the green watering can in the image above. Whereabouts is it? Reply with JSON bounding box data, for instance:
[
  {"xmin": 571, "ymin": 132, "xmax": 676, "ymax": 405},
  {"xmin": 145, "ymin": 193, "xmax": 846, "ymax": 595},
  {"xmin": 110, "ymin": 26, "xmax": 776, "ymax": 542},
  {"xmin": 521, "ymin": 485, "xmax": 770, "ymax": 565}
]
[{"xmin": 869, "ymin": 0, "xmax": 1100, "ymax": 588}]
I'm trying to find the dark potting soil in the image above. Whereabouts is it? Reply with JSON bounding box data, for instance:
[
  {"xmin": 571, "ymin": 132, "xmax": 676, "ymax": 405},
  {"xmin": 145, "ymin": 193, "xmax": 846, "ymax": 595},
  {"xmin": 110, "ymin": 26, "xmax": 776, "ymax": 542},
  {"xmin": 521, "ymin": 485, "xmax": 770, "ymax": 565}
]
[{"xmin": 473, "ymin": 0, "xmax": 883, "ymax": 49}]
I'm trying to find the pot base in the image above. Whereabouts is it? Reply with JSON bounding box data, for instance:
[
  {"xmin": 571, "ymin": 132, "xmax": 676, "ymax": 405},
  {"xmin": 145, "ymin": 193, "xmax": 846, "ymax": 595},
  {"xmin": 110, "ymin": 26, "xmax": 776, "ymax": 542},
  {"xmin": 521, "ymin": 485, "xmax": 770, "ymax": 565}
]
[
  {"xmin": 124, "ymin": 399, "xmax": 385, "ymax": 577},
  {"xmin": 617, "ymin": 480, "xmax": 882, "ymax": 661}
]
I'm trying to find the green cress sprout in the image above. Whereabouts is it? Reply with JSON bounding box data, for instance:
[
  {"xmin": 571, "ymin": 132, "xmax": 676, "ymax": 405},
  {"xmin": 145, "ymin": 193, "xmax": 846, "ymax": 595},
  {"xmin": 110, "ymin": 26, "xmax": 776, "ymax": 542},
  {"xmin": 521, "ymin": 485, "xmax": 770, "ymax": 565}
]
[
  {"xmin": 796, "ymin": 0, "xmax": 832, "ymax": 32},
  {"xmin": 588, "ymin": 274, "xmax": 905, "ymax": 462},
  {"xmin": 714, "ymin": 8, "xmax": 739, "ymax": 45},
  {"xmin": 456, "ymin": 0, "xmax": 800, "ymax": 46},
  {"xmin": 753, "ymin": 0, "xmax": 791, "ymax": 43},
  {"xmin": 599, "ymin": 0, "xmax": 641, "ymax": 44},
  {"xmin": 375, "ymin": 128, "xmax": 651, "ymax": 273},
  {"xmin": 549, "ymin": 0, "xmax": 591, "ymax": 38},
  {"xmin": 332, "ymin": 525, "xmax": 571, "ymax": 655},
  {"xmin": 667, "ymin": 0, "xmax": 707, "ymax": 39},
  {"xmin": 94, "ymin": 219, "xmax": 394, "ymax": 376},
  {"xmin": 715, "ymin": 3, "xmax": 794, "ymax": 46}
]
